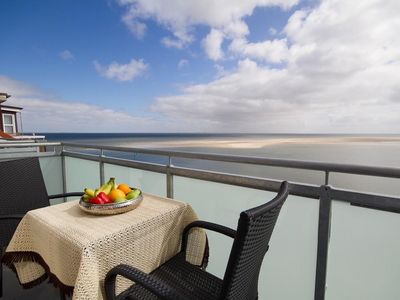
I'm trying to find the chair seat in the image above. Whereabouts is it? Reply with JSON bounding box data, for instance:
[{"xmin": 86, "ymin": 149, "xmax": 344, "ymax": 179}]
[{"xmin": 119, "ymin": 253, "xmax": 222, "ymax": 300}]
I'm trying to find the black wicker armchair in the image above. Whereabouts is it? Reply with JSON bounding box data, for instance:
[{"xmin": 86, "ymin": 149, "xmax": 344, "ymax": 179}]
[
  {"xmin": 0, "ymin": 157, "xmax": 83, "ymax": 297},
  {"xmin": 105, "ymin": 181, "xmax": 289, "ymax": 300}
]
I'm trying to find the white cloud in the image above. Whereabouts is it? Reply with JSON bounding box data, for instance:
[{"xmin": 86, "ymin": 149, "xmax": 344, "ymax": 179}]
[
  {"xmin": 94, "ymin": 59, "xmax": 148, "ymax": 81},
  {"xmin": 223, "ymin": 20, "xmax": 250, "ymax": 39},
  {"xmin": 269, "ymin": 27, "xmax": 278, "ymax": 35},
  {"xmin": 0, "ymin": 75, "xmax": 157, "ymax": 132},
  {"xmin": 122, "ymin": 13, "xmax": 147, "ymax": 38},
  {"xmin": 214, "ymin": 64, "xmax": 229, "ymax": 78},
  {"xmin": 203, "ymin": 29, "xmax": 225, "ymax": 60},
  {"xmin": 117, "ymin": 0, "xmax": 299, "ymax": 48},
  {"xmin": 229, "ymin": 38, "xmax": 289, "ymax": 63},
  {"xmin": 161, "ymin": 28, "xmax": 194, "ymax": 49},
  {"xmin": 59, "ymin": 50, "xmax": 74, "ymax": 60},
  {"xmin": 151, "ymin": 0, "xmax": 400, "ymax": 133},
  {"xmin": 178, "ymin": 59, "xmax": 189, "ymax": 69},
  {"xmin": 161, "ymin": 37, "xmax": 186, "ymax": 49}
]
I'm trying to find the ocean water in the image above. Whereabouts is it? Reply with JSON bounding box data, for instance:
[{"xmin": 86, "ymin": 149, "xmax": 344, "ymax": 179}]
[{"xmin": 42, "ymin": 133, "xmax": 400, "ymax": 195}]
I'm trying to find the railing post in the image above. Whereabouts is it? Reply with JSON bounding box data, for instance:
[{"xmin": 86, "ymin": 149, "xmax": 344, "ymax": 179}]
[
  {"xmin": 166, "ymin": 156, "xmax": 174, "ymax": 198},
  {"xmin": 100, "ymin": 149, "xmax": 105, "ymax": 185},
  {"xmin": 324, "ymin": 171, "xmax": 329, "ymax": 185},
  {"xmin": 314, "ymin": 185, "xmax": 332, "ymax": 300},
  {"xmin": 61, "ymin": 145, "xmax": 67, "ymax": 202}
]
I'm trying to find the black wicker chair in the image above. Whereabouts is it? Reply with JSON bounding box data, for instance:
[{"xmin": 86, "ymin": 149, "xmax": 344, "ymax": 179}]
[
  {"xmin": 105, "ymin": 181, "xmax": 289, "ymax": 300},
  {"xmin": 0, "ymin": 157, "xmax": 83, "ymax": 298}
]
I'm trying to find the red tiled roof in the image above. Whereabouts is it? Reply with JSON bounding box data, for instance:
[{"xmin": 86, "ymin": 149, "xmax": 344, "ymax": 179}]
[{"xmin": 0, "ymin": 131, "xmax": 14, "ymax": 139}]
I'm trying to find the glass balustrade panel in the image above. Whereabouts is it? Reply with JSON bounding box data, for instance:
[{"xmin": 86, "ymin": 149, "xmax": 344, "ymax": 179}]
[
  {"xmin": 104, "ymin": 163, "xmax": 166, "ymax": 197},
  {"xmin": 65, "ymin": 157, "xmax": 100, "ymax": 199},
  {"xmin": 330, "ymin": 173, "xmax": 400, "ymax": 197},
  {"xmin": 326, "ymin": 200, "xmax": 400, "ymax": 300},
  {"xmin": 171, "ymin": 157, "xmax": 325, "ymax": 186},
  {"xmin": 174, "ymin": 176, "xmax": 318, "ymax": 300},
  {"xmin": 39, "ymin": 156, "xmax": 63, "ymax": 205}
]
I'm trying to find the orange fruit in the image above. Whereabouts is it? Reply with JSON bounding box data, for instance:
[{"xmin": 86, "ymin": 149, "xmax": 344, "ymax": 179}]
[
  {"xmin": 109, "ymin": 189, "xmax": 126, "ymax": 202},
  {"xmin": 117, "ymin": 183, "xmax": 132, "ymax": 195}
]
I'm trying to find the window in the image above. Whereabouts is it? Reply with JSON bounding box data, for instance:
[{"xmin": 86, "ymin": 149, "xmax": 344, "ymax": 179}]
[{"xmin": 2, "ymin": 113, "xmax": 16, "ymax": 134}]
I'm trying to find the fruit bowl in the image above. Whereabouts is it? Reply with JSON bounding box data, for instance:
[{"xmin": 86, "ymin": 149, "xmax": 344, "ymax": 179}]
[{"xmin": 78, "ymin": 189, "xmax": 143, "ymax": 215}]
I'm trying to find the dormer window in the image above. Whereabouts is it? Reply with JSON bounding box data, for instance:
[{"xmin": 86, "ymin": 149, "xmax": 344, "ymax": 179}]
[
  {"xmin": 0, "ymin": 93, "xmax": 23, "ymax": 135},
  {"xmin": 2, "ymin": 113, "xmax": 16, "ymax": 134}
]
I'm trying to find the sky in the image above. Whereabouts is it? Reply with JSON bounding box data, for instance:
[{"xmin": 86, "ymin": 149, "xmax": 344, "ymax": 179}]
[{"xmin": 0, "ymin": 0, "xmax": 399, "ymax": 133}]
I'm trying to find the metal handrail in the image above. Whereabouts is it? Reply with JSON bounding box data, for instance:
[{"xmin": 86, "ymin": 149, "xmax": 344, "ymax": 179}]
[
  {"xmin": 62, "ymin": 142, "xmax": 400, "ymax": 179},
  {"xmin": 0, "ymin": 142, "xmax": 61, "ymax": 148},
  {"xmin": 2, "ymin": 141, "xmax": 400, "ymax": 180}
]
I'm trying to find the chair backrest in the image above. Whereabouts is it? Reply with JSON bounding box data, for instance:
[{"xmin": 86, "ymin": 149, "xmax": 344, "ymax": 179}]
[
  {"xmin": 0, "ymin": 157, "xmax": 50, "ymax": 249},
  {"xmin": 220, "ymin": 181, "xmax": 289, "ymax": 300}
]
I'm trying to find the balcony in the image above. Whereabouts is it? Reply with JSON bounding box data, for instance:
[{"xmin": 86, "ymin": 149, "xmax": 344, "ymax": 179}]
[{"xmin": 1, "ymin": 141, "xmax": 400, "ymax": 300}]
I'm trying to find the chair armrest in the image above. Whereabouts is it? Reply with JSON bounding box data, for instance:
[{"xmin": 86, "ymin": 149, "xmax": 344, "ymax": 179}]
[
  {"xmin": 105, "ymin": 264, "xmax": 187, "ymax": 300},
  {"xmin": 181, "ymin": 220, "xmax": 236, "ymax": 253},
  {"xmin": 48, "ymin": 192, "xmax": 84, "ymax": 200},
  {"xmin": 0, "ymin": 214, "xmax": 24, "ymax": 220},
  {"xmin": 0, "ymin": 214, "xmax": 25, "ymax": 220}
]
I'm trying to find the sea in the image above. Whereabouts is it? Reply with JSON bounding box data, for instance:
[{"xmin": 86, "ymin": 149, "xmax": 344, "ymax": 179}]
[{"xmin": 42, "ymin": 133, "xmax": 400, "ymax": 195}]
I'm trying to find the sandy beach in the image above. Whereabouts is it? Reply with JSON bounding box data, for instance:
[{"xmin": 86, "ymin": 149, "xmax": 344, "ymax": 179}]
[{"xmin": 117, "ymin": 135, "xmax": 400, "ymax": 149}]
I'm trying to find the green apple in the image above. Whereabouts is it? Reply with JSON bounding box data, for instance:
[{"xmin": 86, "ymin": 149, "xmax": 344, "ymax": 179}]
[{"xmin": 126, "ymin": 189, "xmax": 141, "ymax": 200}]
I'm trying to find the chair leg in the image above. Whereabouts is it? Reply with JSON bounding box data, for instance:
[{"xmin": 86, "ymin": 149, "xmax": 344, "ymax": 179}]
[
  {"xmin": 1, "ymin": 247, "xmax": 3, "ymax": 298},
  {"xmin": 0, "ymin": 262, "xmax": 3, "ymax": 298},
  {"xmin": 59, "ymin": 289, "xmax": 66, "ymax": 300}
]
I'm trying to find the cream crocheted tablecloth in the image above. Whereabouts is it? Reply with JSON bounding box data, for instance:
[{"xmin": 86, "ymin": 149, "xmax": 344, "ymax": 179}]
[{"xmin": 2, "ymin": 194, "xmax": 207, "ymax": 299}]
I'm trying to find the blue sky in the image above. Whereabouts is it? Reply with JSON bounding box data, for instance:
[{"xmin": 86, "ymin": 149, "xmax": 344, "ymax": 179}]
[
  {"xmin": 1, "ymin": 0, "xmax": 199, "ymax": 113},
  {"xmin": 1, "ymin": 0, "xmax": 399, "ymax": 133}
]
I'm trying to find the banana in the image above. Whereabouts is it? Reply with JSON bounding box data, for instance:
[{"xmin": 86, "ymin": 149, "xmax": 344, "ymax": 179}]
[
  {"xmin": 96, "ymin": 177, "xmax": 116, "ymax": 195},
  {"xmin": 104, "ymin": 177, "xmax": 116, "ymax": 194},
  {"xmin": 98, "ymin": 182, "xmax": 109, "ymax": 192},
  {"xmin": 112, "ymin": 179, "xmax": 118, "ymax": 190},
  {"xmin": 101, "ymin": 183, "xmax": 113, "ymax": 195},
  {"xmin": 82, "ymin": 194, "xmax": 91, "ymax": 202},
  {"xmin": 84, "ymin": 188, "xmax": 95, "ymax": 198}
]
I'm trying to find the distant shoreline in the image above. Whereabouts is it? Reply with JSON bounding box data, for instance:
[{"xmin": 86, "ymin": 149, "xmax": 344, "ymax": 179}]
[
  {"xmin": 103, "ymin": 135, "xmax": 400, "ymax": 149},
  {"xmin": 41, "ymin": 133, "xmax": 400, "ymax": 149},
  {"xmin": 169, "ymin": 136, "xmax": 399, "ymax": 149},
  {"xmin": 39, "ymin": 132, "xmax": 400, "ymax": 170}
]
